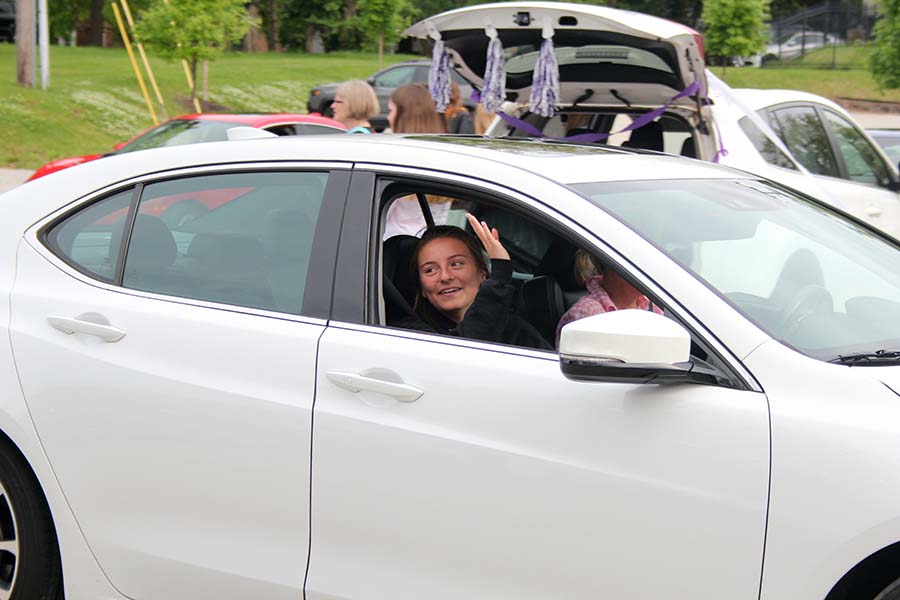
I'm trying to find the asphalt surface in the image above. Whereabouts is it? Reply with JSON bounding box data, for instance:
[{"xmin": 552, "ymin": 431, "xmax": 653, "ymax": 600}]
[{"xmin": 2, "ymin": 111, "xmax": 899, "ymax": 195}]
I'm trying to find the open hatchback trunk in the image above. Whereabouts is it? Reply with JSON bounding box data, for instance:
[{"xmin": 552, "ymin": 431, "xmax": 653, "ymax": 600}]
[{"xmin": 405, "ymin": 2, "xmax": 715, "ymax": 160}]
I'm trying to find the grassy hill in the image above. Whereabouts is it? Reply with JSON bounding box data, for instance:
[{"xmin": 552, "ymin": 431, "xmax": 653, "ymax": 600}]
[
  {"xmin": 3, "ymin": 42, "xmax": 900, "ymax": 169},
  {"xmin": 0, "ymin": 44, "xmax": 413, "ymax": 169}
]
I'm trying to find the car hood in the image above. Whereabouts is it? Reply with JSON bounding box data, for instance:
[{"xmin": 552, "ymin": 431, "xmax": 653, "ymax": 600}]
[
  {"xmin": 855, "ymin": 367, "xmax": 900, "ymax": 398},
  {"xmin": 404, "ymin": 1, "xmax": 707, "ymax": 109}
]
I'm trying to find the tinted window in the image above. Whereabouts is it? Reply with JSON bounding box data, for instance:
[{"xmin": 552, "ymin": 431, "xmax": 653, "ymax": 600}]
[
  {"xmin": 770, "ymin": 107, "xmax": 839, "ymax": 177},
  {"xmin": 123, "ymin": 171, "xmax": 328, "ymax": 315},
  {"xmin": 45, "ymin": 189, "xmax": 134, "ymax": 283},
  {"xmin": 738, "ymin": 116, "xmax": 799, "ymax": 170},
  {"xmin": 821, "ymin": 110, "xmax": 892, "ymax": 187},
  {"xmin": 372, "ymin": 66, "xmax": 416, "ymax": 87},
  {"xmin": 115, "ymin": 120, "xmax": 242, "ymax": 154}
]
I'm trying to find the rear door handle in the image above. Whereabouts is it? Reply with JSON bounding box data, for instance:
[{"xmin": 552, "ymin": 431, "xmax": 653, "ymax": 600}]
[
  {"xmin": 48, "ymin": 314, "xmax": 127, "ymax": 343},
  {"xmin": 326, "ymin": 371, "xmax": 423, "ymax": 402}
]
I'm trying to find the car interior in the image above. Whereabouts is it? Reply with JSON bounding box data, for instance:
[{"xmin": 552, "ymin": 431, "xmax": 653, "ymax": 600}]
[
  {"xmin": 504, "ymin": 109, "xmax": 695, "ymax": 156},
  {"xmin": 376, "ymin": 179, "xmax": 663, "ymax": 351}
]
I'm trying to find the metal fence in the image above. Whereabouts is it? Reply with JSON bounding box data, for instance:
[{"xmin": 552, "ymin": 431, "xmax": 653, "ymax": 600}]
[{"xmin": 761, "ymin": 0, "xmax": 877, "ymax": 69}]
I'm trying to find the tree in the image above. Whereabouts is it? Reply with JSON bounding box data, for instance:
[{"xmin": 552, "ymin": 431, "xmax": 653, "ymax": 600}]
[
  {"xmin": 356, "ymin": 0, "xmax": 413, "ymax": 65},
  {"xmin": 870, "ymin": 0, "xmax": 900, "ymax": 90},
  {"xmin": 277, "ymin": 0, "xmax": 343, "ymax": 52},
  {"xmin": 134, "ymin": 0, "xmax": 258, "ymax": 100},
  {"xmin": 702, "ymin": 0, "xmax": 770, "ymax": 76}
]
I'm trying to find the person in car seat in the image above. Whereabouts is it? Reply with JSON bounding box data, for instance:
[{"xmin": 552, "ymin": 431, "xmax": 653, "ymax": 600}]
[
  {"xmin": 395, "ymin": 214, "xmax": 550, "ymax": 350},
  {"xmin": 555, "ymin": 249, "xmax": 663, "ymax": 347}
]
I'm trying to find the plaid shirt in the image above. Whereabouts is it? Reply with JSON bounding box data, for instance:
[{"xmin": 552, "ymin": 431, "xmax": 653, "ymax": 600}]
[{"xmin": 555, "ymin": 275, "xmax": 662, "ymax": 347}]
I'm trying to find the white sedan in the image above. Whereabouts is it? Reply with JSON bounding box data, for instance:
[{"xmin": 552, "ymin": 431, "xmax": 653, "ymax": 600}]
[{"xmin": 3, "ymin": 135, "xmax": 900, "ymax": 600}]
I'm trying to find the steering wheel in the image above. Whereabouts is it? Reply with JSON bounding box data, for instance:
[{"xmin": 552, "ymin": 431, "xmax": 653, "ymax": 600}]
[{"xmin": 777, "ymin": 284, "xmax": 833, "ymax": 339}]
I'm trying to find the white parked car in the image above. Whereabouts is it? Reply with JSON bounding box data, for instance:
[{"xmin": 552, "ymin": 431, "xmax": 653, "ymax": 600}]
[
  {"xmin": 4, "ymin": 134, "xmax": 900, "ymax": 600},
  {"xmin": 764, "ymin": 30, "xmax": 839, "ymax": 62},
  {"xmin": 713, "ymin": 87, "xmax": 900, "ymax": 238},
  {"xmin": 413, "ymin": 3, "xmax": 900, "ymax": 238}
]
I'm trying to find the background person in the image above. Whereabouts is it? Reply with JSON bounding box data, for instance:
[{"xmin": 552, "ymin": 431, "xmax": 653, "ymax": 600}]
[
  {"xmin": 446, "ymin": 82, "xmax": 475, "ymax": 134},
  {"xmin": 332, "ymin": 80, "xmax": 379, "ymax": 133},
  {"xmin": 555, "ymin": 249, "xmax": 663, "ymax": 347},
  {"xmin": 384, "ymin": 84, "xmax": 452, "ymax": 237}
]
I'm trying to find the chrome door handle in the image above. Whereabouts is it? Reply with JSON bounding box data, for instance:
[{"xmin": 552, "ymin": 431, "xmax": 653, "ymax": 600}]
[
  {"xmin": 326, "ymin": 371, "xmax": 423, "ymax": 402},
  {"xmin": 48, "ymin": 314, "xmax": 126, "ymax": 343}
]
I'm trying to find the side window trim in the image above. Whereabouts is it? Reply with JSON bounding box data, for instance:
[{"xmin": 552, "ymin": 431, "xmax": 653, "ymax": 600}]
[{"xmin": 112, "ymin": 183, "xmax": 143, "ymax": 286}]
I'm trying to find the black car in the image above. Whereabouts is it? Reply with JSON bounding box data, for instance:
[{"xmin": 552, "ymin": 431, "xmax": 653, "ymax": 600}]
[
  {"xmin": 0, "ymin": 2, "xmax": 14, "ymax": 43},
  {"xmin": 307, "ymin": 60, "xmax": 475, "ymax": 131}
]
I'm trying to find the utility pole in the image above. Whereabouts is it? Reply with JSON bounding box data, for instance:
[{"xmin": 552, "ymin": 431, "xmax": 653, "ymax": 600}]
[
  {"xmin": 38, "ymin": 0, "xmax": 49, "ymax": 89},
  {"xmin": 16, "ymin": 0, "xmax": 35, "ymax": 86}
]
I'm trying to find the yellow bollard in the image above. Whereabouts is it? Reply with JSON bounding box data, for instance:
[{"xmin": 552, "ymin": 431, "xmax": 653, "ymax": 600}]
[
  {"xmin": 112, "ymin": 2, "xmax": 158, "ymax": 124},
  {"xmin": 120, "ymin": 0, "xmax": 167, "ymax": 120}
]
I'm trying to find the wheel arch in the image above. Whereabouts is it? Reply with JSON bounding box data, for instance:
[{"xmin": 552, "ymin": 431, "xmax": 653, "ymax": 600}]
[{"xmin": 826, "ymin": 541, "xmax": 900, "ymax": 600}]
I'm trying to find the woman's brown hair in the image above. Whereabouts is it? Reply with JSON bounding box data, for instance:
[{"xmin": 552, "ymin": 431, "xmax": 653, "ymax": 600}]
[
  {"xmin": 390, "ymin": 84, "xmax": 448, "ymax": 134},
  {"xmin": 411, "ymin": 225, "xmax": 488, "ymax": 328}
]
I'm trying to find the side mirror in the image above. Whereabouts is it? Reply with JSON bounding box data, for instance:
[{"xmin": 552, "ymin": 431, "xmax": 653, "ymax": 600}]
[{"xmin": 559, "ymin": 310, "xmax": 692, "ymax": 384}]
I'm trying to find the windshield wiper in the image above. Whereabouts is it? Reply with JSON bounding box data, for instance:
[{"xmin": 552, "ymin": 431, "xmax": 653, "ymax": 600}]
[{"xmin": 828, "ymin": 350, "xmax": 900, "ymax": 365}]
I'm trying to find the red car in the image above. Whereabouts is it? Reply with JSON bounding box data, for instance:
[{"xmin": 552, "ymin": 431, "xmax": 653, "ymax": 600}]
[{"xmin": 28, "ymin": 113, "xmax": 346, "ymax": 181}]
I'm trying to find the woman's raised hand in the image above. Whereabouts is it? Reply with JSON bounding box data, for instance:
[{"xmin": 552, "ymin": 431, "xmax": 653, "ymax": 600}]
[{"xmin": 467, "ymin": 213, "xmax": 510, "ymax": 261}]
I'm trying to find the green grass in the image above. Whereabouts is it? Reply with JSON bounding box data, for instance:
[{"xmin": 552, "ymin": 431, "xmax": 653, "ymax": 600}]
[
  {"xmin": 0, "ymin": 43, "xmax": 414, "ymax": 169},
  {"xmin": 3, "ymin": 41, "xmax": 900, "ymax": 169}
]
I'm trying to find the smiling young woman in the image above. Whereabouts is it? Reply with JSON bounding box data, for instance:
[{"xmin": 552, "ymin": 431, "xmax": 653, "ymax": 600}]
[{"xmin": 394, "ymin": 214, "xmax": 550, "ymax": 350}]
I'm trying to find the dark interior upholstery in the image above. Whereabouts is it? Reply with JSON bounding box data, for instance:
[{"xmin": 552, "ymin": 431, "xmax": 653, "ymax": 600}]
[
  {"xmin": 383, "ymin": 234, "xmax": 420, "ymax": 324},
  {"xmin": 185, "ymin": 232, "xmax": 276, "ymax": 311},
  {"xmin": 622, "ymin": 121, "xmax": 664, "ymax": 152},
  {"xmin": 121, "ymin": 214, "xmax": 180, "ymax": 293},
  {"xmin": 680, "ymin": 137, "xmax": 696, "ymax": 158},
  {"xmin": 520, "ymin": 237, "xmax": 586, "ymax": 346}
]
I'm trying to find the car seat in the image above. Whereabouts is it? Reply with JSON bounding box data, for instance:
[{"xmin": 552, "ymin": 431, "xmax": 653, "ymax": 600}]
[
  {"xmin": 185, "ymin": 232, "xmax": 276, "ymax": 311},
  {"xmin": 382, "ymin": 234, "xmax": 420, "ymax": 324},
  {"xmin": 680, "ymin": 137, "xmax": 696, "ymax": 158},
  {"xmin": 622, "ymin": 121, "xmax": 664, "ymax": 152},
  {"xmin": 520, "ymin": 237, "xmax": 586, "ymax": 347},
  {"xmin": 263, "ymin": 209, "xmax": 314, "ymax": 314},
  {"xmin": 118, "ymin": 214, "xmax": 180, "ymax": 294}
]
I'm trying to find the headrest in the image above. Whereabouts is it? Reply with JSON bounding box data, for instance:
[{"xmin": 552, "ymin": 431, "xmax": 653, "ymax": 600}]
[
  {"xmin": 536, "ymin": 237, "xmax": 581, "ymax": 291},
  {"xmin": 383, "ymin": 234, "xmax": 420, "ymax": 307},
  {"xmin": 187, "ymin": 233, "xmax": 266, "ymax": 269},
  {"xmin": 624, "ymin": 120, "xmax": 664, "ymax": 152},
  {"xmin": 263, "ymin": 209, "xmax": 313, "ymax": 260},
  {"xmin": 680, "ymin": 137, "xmax": 696, "ymax": 158},
  {"xmin": 121, "ymin": 214, "xmax": 177, "ymax": 272}
]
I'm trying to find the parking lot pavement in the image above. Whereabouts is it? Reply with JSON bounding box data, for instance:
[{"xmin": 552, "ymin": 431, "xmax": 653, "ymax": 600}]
[
  {"xmin": 0, "ymin": 169, "xmax": 34, "ymax": 194},
  {"xmin": 850, "ymin": 112, "xmax": 900, "ymax": 130}
]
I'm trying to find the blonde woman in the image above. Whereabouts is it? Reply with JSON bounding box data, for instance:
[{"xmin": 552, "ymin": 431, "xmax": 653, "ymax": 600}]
[{"xmin": 332, "ymin": 80, "xmax": 379, "ymax": 134}]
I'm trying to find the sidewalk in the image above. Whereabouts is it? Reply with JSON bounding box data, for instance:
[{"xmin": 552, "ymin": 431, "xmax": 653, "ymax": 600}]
[
  {"xmin": 0, "ymin": 169, "xmax": 34, "ymax": 194},
  {"xmin": 850, "ymin": 112, "xmax": 900, "ymax": 130}
]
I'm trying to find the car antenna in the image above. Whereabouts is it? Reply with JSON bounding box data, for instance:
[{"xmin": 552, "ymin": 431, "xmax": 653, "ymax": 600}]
[{"xmin": 610, "ymin": 89, "xmax": 631, "ymax": 107}]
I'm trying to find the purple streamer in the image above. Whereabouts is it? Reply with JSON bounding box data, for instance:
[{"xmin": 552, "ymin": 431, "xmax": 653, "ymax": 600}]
[
  {"xmin": 428, "ymin": 40, "xmax": 451, "ymax": 113},
  {"xmin": 482, "ymin": 35, "xmax": 506, "ymax": 113},
  {"xmin": 529, "ymin": 37, "xmax": 559, "ymax": 118}
]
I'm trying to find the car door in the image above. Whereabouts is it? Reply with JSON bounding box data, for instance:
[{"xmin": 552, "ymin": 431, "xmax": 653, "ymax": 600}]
[
  {"xmin": 767, "ymin": 104, "xmax": 900, "ymax": 238},
  {"xmin": 370, "ymin": 64, "xmax": 420, "ymax": 114},
  {"xmin": 306, "ymin": 169, "xmax": 770, "ymax": 599},
  {"xmin": 9, "ymin": 166, "xmax": 349, "ymax": 600}
]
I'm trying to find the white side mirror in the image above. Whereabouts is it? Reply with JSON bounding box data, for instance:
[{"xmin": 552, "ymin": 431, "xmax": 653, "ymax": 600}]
[{"xmin": 559, "ymin": 310, "xmax": 692, "ymax": 384}]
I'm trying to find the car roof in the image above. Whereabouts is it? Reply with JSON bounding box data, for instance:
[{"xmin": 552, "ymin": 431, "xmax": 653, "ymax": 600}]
[
  {"xmin": 729, "ymin": 88, "xmax": 846, "ymax": 113},
  {"xmin": 12, "ymin": 136, "xmax": 747, "ymax": 201}
]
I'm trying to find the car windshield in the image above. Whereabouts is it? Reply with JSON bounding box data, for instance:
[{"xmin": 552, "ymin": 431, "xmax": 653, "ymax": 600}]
[
  {"xmin": 115, "ymin": 120, "xmax": 241, "ymax": 154},
  {"xmin": 571, "ymin": 178, "xmax": 900, "ymax": 361}
]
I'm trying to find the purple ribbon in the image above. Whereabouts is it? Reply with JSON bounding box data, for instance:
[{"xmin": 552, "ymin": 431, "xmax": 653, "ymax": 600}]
[{"xmin": 497, "ymin": 79, "xmax": 702, "ymax": 144}]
